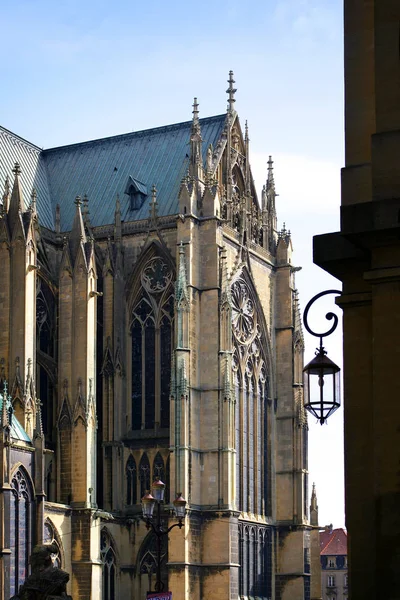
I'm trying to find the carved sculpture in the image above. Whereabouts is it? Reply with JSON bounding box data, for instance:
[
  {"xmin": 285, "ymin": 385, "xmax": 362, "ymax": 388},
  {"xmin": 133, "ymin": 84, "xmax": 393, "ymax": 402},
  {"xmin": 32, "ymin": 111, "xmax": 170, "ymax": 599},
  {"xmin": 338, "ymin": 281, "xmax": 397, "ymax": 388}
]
[{"xmin": 10, "ymin": 543, "xmax": 72, "ymax": 600}]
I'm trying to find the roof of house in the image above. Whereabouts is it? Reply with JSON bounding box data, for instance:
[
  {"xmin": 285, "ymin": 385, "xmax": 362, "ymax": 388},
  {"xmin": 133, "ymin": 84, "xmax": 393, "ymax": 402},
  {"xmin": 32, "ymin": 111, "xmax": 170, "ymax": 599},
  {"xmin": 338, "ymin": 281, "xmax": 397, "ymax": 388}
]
[
  {"xmin": 0, "ymin": 114, "xmax": 227, "ymax": 232},
  {"xmin": 320, "ymin": 528, "xmax": 347, "ymax": 556}
]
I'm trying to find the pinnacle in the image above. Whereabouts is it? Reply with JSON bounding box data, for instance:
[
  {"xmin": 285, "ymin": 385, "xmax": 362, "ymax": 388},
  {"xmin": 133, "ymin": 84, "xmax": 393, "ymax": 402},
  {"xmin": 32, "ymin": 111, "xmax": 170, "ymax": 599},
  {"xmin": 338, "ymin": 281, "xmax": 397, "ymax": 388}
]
[{"xmin": 226, "ymin": 70, "xmax": 237, "ymax": 113}]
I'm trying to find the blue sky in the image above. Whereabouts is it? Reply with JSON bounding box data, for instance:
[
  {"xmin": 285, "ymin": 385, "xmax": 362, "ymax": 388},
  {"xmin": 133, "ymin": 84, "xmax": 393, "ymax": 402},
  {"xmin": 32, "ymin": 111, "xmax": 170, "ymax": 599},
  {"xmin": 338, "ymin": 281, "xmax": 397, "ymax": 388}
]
[{"xmin": 2, "ymin": 0, "xmax": 345, "ymax": 527}]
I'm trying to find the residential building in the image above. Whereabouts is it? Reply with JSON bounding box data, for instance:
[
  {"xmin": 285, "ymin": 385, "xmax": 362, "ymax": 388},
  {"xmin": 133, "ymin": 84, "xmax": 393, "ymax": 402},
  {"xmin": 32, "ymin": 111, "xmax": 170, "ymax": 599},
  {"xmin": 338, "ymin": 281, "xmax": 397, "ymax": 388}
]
[{"xmin": 320, "ymin": 528, "xmax": 348, "ymax": 600}]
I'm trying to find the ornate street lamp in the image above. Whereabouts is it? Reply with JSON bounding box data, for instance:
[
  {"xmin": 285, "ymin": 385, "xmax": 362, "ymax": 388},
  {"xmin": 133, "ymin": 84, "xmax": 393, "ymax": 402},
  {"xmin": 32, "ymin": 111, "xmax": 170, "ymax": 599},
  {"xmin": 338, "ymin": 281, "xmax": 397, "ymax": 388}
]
[
  {"xmin": 141, "ymin": 479, "xmax": 186, "ymax": 594},
  {"xmin": 303, "ymin": 290, "xmax": 341, "ymax": 424}
]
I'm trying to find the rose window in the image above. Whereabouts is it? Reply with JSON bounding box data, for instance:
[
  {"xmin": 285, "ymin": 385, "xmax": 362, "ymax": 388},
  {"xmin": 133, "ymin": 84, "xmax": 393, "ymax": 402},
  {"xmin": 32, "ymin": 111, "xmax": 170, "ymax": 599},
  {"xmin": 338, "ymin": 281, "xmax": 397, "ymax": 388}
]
[
  {"xmin": 141, "ymin": 257, "xmax": 172, "ymax": 294},
  {"xmin": 231, "ymin": 280, "xmax": 256, "ymax": 344}
]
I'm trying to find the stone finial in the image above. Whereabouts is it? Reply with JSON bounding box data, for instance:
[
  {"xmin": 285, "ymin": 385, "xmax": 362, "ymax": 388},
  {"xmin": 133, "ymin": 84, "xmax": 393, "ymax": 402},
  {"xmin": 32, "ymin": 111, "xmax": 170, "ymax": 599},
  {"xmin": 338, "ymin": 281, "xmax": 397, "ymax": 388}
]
[
  {"xmin": 55, "ymin": 204, "xmax": 61, "ymax": 234},
  {"xmin": 149, "ymin": 185, "xmax": 158, "ymax": 226},
  {"xmin": 82, "ymin": 194, "xmax": 91, "ymax": 228},
  {"xmin": 176, "ymin": 241, "xmax": 189, "ymax": 307},
  {"xmin": 69, "ymin": 195, "xmax": 87, "ymax": 262},
  {"xmin": 12, "ymin": 162, "xmax": 22, "ymax": 177},
  {"xmin": 8, "ymin": 162, "xmax": 25, "ymax": 224},
  {"xmin": 2, "ymin": 175, "xmax": 10, "ymax": 213},
  {"xmin": 30, "ymin": 189, "xmax": 37, "ymax": 214},
  {"xmin": 226, "ymin": 70, "xmax": 237, "ymax": 113},
  {"xmin": 192, "ymin": 97, "xmax": 199, "ymax": 128},
  {"xmin": 114, "ymin": 193, "xmax": 122, "ymax": 242},
  {"xmin": 266, "ymin": 155, "xmax": 275, "ymax": 192}
]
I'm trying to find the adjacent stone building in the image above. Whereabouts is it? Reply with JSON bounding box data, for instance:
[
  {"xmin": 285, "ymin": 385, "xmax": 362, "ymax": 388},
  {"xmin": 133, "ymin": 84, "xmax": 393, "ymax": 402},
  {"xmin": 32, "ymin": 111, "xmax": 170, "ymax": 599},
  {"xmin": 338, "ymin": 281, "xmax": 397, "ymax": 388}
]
[
  {"xmin": 313, "ymin": 1, "xmax": 400, "ymax": 597},
  {"xmin": 0, "ymin": 73, "xmax": 315, "ymax": 600}
]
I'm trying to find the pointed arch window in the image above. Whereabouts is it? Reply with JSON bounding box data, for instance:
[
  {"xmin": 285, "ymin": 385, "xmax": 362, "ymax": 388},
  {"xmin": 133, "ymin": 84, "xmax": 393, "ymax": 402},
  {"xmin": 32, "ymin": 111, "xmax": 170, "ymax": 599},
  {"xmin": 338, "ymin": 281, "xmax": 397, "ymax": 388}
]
[
  {"xmin": 231, "ymin": 277, "xmax": 269, "ymax": 516},
  {"xmin": 126, "ymin": 455, "xmax": 137, "ymax": 505},
  {"xmin": 36, "ymin": 276, "xmax": 56, "ymax": 440},
  {"xmin": 101, "ymin": 530, "xmax": 117, "ymax": 600},
  {"xmin": 139, "ymin": 453, "xmax": 150, "ymax": 498},
  {"xmin": 138, "ymin": 532, "xmax": 168, "ymax": 593},
  {"xmin": 44, "ymin": 519, "xmax": 62, "ymax": 568},
  {"xmin": 152, "ymin": 452, "xmax": 165, "ymax": 482},
  {"xmin": 9, "ymin": 468, "xmax": 33, "ymax": 597},
  {"xmin": 131, "ymin": 256, "xmax": 174, "ymax": 431}
]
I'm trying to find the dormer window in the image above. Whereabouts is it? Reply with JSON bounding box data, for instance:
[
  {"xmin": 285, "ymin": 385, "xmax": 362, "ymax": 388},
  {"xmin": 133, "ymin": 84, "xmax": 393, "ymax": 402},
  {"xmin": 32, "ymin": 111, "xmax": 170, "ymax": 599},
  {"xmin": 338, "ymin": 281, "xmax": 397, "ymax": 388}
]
[
  {"xmin": 328, "ymin": 557, "xmax": 336, "ymax": 568},
  {"xmin": 124, "ymin": 176, "xmax": 147, "ymax": 211}
]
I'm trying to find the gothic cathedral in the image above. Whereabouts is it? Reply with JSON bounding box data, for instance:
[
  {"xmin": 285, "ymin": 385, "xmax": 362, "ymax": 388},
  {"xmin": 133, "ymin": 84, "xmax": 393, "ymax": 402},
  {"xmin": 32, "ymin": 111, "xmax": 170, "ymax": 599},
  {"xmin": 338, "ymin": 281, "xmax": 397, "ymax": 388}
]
[{"xmin": 0, "ymin": 73, "xmax": 314, "ymax": 600}]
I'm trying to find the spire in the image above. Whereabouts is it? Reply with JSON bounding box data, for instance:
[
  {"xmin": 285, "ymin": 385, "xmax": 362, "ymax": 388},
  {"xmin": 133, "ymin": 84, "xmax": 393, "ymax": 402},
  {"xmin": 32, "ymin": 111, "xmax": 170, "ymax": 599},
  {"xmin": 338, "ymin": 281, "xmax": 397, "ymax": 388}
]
[
  {"xmin": 266, "ymin": 155, "xmax": 275, "ymax": 193},
  {"xmin": 310, "ymin": 482, "xmax": 319, "ymax": 526},
  {"xmin": 82, "ymin": 194, "xmax": 91, "ymax": 230},
  {"xmin": 114, "ymin": 194, "xmax": 122, "ymax": 241},
  {"xmin": 245, "ymin": 120, "xmax": 250, "ymax": 193},
  {"xmin": 220, "ymin": 245, "xmax": 232, "ymax": 308},
  {"xmin": 189, "ymin": 98, "xmax": 203, "ymax": 178},
  {"xmin": 30, "ymin": 188, "xmax": 37, "ymax": 215},
  {"xmin": 34, "ymin": 398, "xmax": 44, "ymax": 439},
  {"xmin": 192, "ymin": 97, "xmax": 200, "ymax": 135},
  {"xmin": 2, "ymin": 175, "xmax": 10, "ymax": 214},
  {"xmin": 69, "ymin": 196, "xmax": 87, "ymax": 262},
  {"xmin": 1, "ymin": 382, "xmax": 9, "ymax": 428},
  {"xmin": 226, "ymin": 70, "xmax": 237, "ymax": 114},
  {"xmin": 179, "ymin": 358, "xmax": 188, "ymax": 397},
  {"xmin": 149, "ymin": 185, "xmax": 158, "ymax": 229},
  {"xmin": 55, "ymin": 203, "xmax": 61, "ymax": 232},
  {"xmin": 8, "ymin": 162, "xmax": 25, "ymax": 230},
  {"xmin": 176, "ymin": 241, "xmax": 189, "ymax": 305}
]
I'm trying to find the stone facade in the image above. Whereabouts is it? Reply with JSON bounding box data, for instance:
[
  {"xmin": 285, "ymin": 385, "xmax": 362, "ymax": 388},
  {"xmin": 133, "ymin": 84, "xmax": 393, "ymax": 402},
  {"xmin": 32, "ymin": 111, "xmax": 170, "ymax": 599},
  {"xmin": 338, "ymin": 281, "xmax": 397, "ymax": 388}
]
[
  {"xmin": 0, "ymin": 74, "xmax": 314, "ymax": 599},
  {"xmin": 313, "ymin": 2, "xmax": 400, "ymax": 598}
]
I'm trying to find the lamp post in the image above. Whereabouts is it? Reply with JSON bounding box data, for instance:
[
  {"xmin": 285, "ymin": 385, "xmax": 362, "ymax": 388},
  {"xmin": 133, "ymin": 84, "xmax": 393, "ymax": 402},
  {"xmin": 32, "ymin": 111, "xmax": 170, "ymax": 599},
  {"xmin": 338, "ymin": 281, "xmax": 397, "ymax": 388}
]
[
  {"xmin": 303, "ymin": 290, "xmax": 341, "ymax": 424},
  {"xmin": 141, "ymin": 478, "xmax": 186, "ymax": 594}
]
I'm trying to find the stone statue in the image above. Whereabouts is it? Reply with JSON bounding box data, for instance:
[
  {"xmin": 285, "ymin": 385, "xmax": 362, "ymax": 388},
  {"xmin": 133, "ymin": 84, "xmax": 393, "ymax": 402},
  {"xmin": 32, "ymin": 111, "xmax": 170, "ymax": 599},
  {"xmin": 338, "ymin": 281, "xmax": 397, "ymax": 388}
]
[{"xmin": 10, "ymin": 543, "xmax": 72, "ymax": 600}]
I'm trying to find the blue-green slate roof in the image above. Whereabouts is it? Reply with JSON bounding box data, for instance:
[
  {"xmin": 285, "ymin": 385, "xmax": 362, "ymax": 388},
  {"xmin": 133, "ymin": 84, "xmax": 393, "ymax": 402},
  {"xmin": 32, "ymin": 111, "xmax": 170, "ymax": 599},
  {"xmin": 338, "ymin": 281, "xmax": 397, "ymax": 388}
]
[
  {"xmin": 0, "ymin": 392, "xmax": 32, "ymax": 443},
  {"xmin": 0, "ymin": 115, "xmax": 226, "ymax": 232}
]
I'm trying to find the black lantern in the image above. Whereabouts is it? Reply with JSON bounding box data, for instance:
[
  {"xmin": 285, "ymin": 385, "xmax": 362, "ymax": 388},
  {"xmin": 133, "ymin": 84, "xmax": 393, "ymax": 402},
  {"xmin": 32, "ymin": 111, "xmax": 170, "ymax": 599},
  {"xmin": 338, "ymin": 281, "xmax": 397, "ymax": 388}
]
[
  {"xmin": 303, "ymin": 347, "xmax": 340, "ymax": 424},
  {"xmin": 141, "ymin": 481, "xmax": 187, "ymax": 594},
  {"xmin": 303, "ymin": 290, "xmax": 341, "ymax": 425}
]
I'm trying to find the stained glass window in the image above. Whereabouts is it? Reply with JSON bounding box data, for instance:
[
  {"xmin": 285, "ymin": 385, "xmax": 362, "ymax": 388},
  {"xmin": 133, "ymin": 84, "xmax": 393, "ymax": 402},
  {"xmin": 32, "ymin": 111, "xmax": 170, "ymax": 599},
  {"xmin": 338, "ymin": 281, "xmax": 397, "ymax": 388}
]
[
  {"xmin": 9, "ymin": 469, "xmax": 33, "ymax": 597},
  {"xmin": 131, "ymin": 256, "xmax": 173, "ymax": 431},
  {"xmin": 101, "ymin": 530, "xmax": 116, "ymax": 600}
]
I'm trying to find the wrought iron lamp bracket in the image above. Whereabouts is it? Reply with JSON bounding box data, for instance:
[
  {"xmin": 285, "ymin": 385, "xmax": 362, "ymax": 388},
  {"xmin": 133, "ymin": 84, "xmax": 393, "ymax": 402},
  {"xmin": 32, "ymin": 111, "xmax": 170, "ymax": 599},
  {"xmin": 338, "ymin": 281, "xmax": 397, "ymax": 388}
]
[{"xmin": 303, "ymin": 289, "xmax": 342, "ymax": 349}]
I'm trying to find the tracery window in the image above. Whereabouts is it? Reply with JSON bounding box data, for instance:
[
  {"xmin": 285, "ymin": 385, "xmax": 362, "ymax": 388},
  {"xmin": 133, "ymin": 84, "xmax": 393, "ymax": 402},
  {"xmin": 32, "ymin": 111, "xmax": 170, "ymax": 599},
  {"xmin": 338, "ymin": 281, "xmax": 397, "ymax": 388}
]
[
  {"xmin": 131, "ymin": 256, "xmax": 174, "ymax": 430},
  {"xmin": 9, "ymin": 468, "xmax": 33, "ymax": 597},
  {"xmin": 101, "ymin": 530, "xmax": 117, "ymax": 600},
  {"xmin": 43, "ymin": 519, "xmax": 62, "ymax": 568},
  {"xmin": 36, "ymin": 276, "xmax": 56, "ymax": 439},
  {"xmin": 238, "ymin": 523, "xmax": 272, "ymax": 599},
  {"xmin": 139, "ymin": 453, "xmax": 150, "ymax": 498},
  {"xmin": 231, "ymin": 277, "xmax": 269, "ymax": 516},
  {"xmin": 153, "ymin": 452, "xmax": 165, "ymax": 482},
  {"xmin": 126, "ymin": 455, "xmax": 137, "ymax": 505},
  {"xmin": 138, "ymin": 532, "xmax": 168, "ymax": 593}
]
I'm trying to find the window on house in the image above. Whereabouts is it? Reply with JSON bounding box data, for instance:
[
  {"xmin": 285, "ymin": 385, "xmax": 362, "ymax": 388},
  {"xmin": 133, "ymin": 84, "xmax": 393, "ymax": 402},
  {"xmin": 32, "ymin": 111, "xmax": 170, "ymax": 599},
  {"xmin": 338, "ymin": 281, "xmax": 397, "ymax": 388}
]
[
  {"xmin": 344, "ymin": 574, "xmax": 348, "ymax": 587},
  {"xmin": 328, "ymin": 556, "xmax": 336, "ymax": 568},
  {"xmin": 327, "ymin": 575, "xmax": 335, "ymax": 587}
]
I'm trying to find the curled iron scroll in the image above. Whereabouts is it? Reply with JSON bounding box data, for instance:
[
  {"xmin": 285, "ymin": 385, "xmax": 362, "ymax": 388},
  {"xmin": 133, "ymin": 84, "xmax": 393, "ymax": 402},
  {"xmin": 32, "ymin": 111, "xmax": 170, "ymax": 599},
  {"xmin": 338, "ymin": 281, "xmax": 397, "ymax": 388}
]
[{"xmin": 303, "ymin": 290, "xmax": 342, "ymax": 345}]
